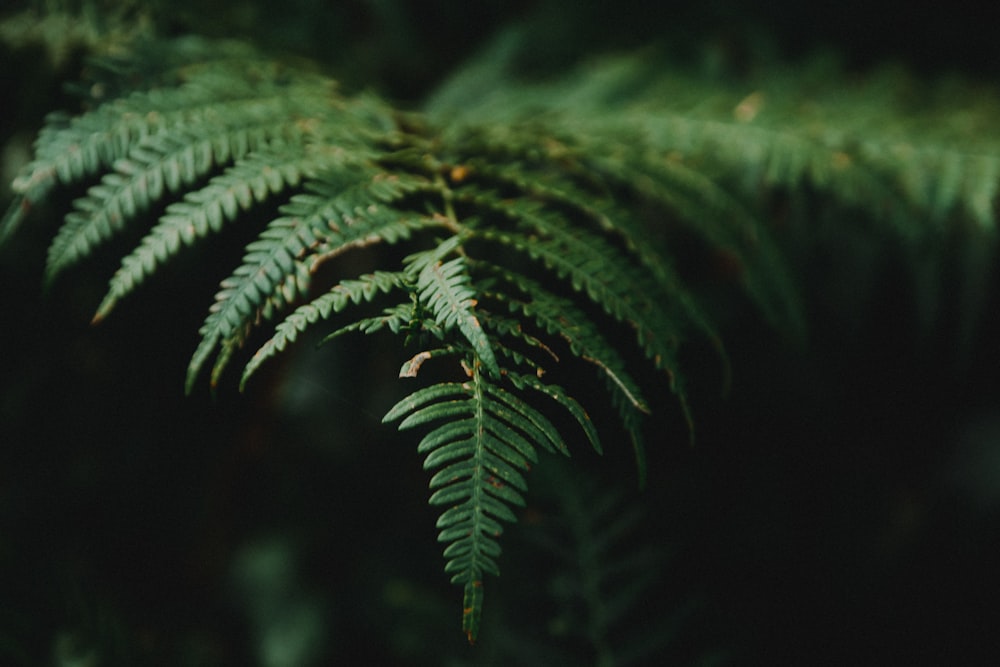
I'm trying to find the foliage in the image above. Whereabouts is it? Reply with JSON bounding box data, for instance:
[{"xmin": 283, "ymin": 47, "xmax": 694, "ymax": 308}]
[{"xmin": 3, "ymin": 19, "xmax": 1000, "ymax": 654}]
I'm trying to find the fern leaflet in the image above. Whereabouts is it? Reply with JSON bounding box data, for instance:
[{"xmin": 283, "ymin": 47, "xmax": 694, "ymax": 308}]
[{"xmin": 406, "ymin": 239, "xmax": 501, "ymax": 379}]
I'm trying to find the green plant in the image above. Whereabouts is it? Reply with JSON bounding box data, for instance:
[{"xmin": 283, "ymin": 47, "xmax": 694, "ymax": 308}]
[{"xmin": 3, "ymin": 25, "xmax": 998, "ymax": 650}]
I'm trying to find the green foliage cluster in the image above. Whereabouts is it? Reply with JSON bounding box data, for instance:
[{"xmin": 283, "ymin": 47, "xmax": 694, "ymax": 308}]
[{"xmin": 3, "ymin": 26, "xmax": 999, "ymax": 648}]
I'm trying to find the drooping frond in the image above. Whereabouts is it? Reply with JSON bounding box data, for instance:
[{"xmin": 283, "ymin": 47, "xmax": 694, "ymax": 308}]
[
  {"xmin": 472, "ymin": 202, "xmax": 691, "ymax": 382},
  {"xmin": 479, "ymin": 263, "xmax": 650, "ymax": 471},
  {"xmin": 5, "ymin": 40, "xmax": 335, "ymax": 238},
  {"xmin": 383, "ymin": 350, "xmax": 600, "ymax": 642},
  {"xmin": 46, "ymin": 123, "xmax": 281, "ymax": 283},
  {"xmin": 185, "ymin": 167, "xmax": 430, "ymax": 392},
  {"xmin": 93, "ymin": 140, "xmax": 338, "ymax": 321},
  {"xmin": 240, "ymin": 270, "xmax": 407, "ymax": 389}
]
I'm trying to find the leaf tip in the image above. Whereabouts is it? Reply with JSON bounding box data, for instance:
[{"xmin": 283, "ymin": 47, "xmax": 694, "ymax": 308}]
[
  {"xmin": 91, "ymin": 296, "xmax": 116, "ymax": 325},
  {"xmin": 0, "ymin": 196, "xmax": 29, "ymax": 247},
  {"xmin": 462, "ymin": 579, "xmax": 484, "ymax": 644}
]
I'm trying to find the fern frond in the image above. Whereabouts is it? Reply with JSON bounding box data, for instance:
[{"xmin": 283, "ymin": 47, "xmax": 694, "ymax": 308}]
[
  {"xmin": 46, "ymin": 126, "xmax": 263, "ymax": 282},
  {"xmin": 93, "ymin": 141, "xmax": 332, "ymax": 321},
  {"xmin": 430, "ymin": 46, "xmax": 1000, "ymax": 343},
  {"xmin": 185, "ymin": 168, "xmax": 430, "ymax": 392},
  {"xmin": 504, "ymin": 370, "xmax": 602, "ymax": 455},
  {"xmin": 458, "ymin": 158, "xmax": 716, "ymax": 310},
  {"xmin": 3, "ymin": 33, "xmax": 747, "ymax": 644},
  {"xmin": 473, "ymin": 208, "xmax": 689, "ymax": 386},
  {"xmin": 871, "ymin": 145, "xmax": 1000, "ymax": 228},
  {"xmin": 9, "ymin": 50, "xmax": 329, "ymax": 205},
  {"xmin": 240, "ymin": 270, "xmax": 407, "ymax": 389},
  {"xmin": 439, "ymin": 118, "xmax": 802, "ymax": 340},
  {"xmin": 384, "ymin": 354, "xmax": 581, "ymax": 642},
  {"xmin": 43, "ymin": 87, "xmax": 355, "ymax": 283},
  {"xmin": 478, "ymin": 265, "xmax": 653, "ymax": 470},
  {"xmin": 587, "ymin": 152, "xmax": 805, "ymax": 337}
]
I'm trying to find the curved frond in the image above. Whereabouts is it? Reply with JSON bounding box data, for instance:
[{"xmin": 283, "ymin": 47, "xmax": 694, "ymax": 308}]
[
  {"xmin": 47, "ymin": 125, "xmax": 273, "ymax": 282},
  {"xmin": 384, "ymin": 357, "xmax": 578, "ymax": 642},
  {"xmin": 7, "ymin": 45, "xmax": 335, "ymax": 226},
  {"xmin": 504, "ymin": 370, "xmax": 601, "ymax": 455},
  {"xmin": 241, "ymin": 270, "xmax": 407, "ymax": 388},
  {"xmin": 185, "ymin": 168, "xmax": 430, "ymax": 392},
  {"xmin": 473, "ymin": 208, "xmax": 690, "ymax": 386},
  {"xmin": 94, "ymin": 141, "xmax": 345, "ymax": 321},
  {"xmin": 44, "ymin": 88, "xmax": 358, "ymax": 284},
  {"xmin": 587, "ymin": 152, "xmax": 804, "ymax": 338}
]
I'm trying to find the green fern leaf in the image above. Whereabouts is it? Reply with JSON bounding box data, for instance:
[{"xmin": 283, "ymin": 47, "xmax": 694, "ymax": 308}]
[
  {"xmin": 504, "ymin": 370, "xmax": 602, "ymax": 455},
  {"xmin": 450, "ymin": 157, "xmax": 737, "ymax": 362},
  {"xmin": 7, "ymin": 50, "xmax": 332, "ymax": 218},
  {"xmin": 385, "ymin": 356, "xmax": 576, "ymax": 642},
  {"xmin": 44, "ymin": 104, "xmax": 352, "ymax": 286},
  {"xmin": 94, "ymin": 141, "xmax": 342, "ymax": 321},
  {"xmin": 479, "ymin": 262, "xmax": 650, "ymax": 416},
  {"xmin": 327, "ymin": 302, "xmax": 431, "ymax": 339},
  {"xmin": 474, "ymin": 210, "xmax": 687, "ymax": 384},
  {"xmin": 240, "ymin": 270, "xmax": 407, "ymax": 389},
  {"xmin": 472, "ymin": 203, "xmax": 683, "ymax": 481},
  {"xmin": 46, "ymin": 130, "xmax": 224, "ymax": 282},
  {"xmin": 590, "ymin": 152, "xmax": 805, "ymax": 338},
  {"xmin": 186, "ymin": 168, "xmax": 428, "ymax": 393}
]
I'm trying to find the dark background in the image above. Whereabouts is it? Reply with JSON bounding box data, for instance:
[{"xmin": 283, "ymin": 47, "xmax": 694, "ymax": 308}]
[{"xmin": 2, "ymin": 1, "xmax": 1000, "ymax": 664}]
